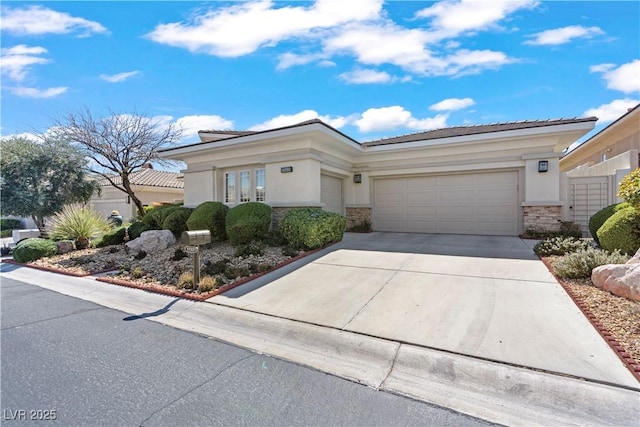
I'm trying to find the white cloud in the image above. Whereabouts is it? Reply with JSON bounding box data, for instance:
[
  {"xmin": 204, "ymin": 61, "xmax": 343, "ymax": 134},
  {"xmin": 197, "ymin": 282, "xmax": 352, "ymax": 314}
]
[
  {"xmin": 584, "ymin": 99, "xmax": 639, "ymax": 123},
  {"xmin": 591, "ymin": 59, "xmax": 640, "ymax": 94},
  {"xmin": 589, "ymin": 63, "xmax": 614, "ymax": 73},
  {"xmin": 146, "ymin": 0, "xmax": 382, "ymax": 57},
  {"xmin": 175, "ymin": 115, "xmax": 234, "ymax": 137},
  {"xmin": 249, "ymin": 109, "xmax": 350, "ymax": 131},
  {"xmin": 354, "ymin": 106, "xmax": 448, "ymax": 133},
  {"xmin": 416, "ymin": 0, "xmax": 538, "ymax": 40},
  {"xmin": 0, "ymin": 5, "xmax": 108, "ymax": 36},
  {"xmin": 325, "ymin": 23, "xmax": 514, "ymax": 77},
  {"xmin": 429, "ymin": 97, "xmax": 475, "ymax": 111},
  {"xmin": 99, "ymin": 71, "xmax": 141, "ymax": 83},
  {"xmin": 8, "ymin": 86, "xmax": 68, "ymax": 98},
  {"xmin": 276, "ymin": 52, "xmax": 326, "ymax": 70},
  {"xmin": 339, "ymin": 68, "xmax": 393, "ymax": 84},
  {"xmin": 525, "ymin": 25, "xmax": 604, "ymax": 46},
  {"xmin": 0, "ymin": 45, "xmax": 49, "ymax": 81}
]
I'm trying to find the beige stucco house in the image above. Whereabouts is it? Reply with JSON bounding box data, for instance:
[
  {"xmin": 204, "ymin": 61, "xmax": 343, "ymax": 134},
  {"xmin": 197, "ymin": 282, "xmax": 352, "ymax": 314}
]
[
  {"xmin": 89, "ymin": 165, "xmax": 184, "ymax": 221},
  {"xmin": 159, "ymin": 117, "xmax": 596, "ymax": 236},
  {"xmin": 560, "ymin": 104, "xmax": 639, "ymax": 235}
]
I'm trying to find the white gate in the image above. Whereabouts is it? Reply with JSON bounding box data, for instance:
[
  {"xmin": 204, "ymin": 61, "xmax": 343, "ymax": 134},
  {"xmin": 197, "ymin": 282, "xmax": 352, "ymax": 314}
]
[{"xmin": 568, "ymin": 176, "xmax": 614, "ymax": 236}]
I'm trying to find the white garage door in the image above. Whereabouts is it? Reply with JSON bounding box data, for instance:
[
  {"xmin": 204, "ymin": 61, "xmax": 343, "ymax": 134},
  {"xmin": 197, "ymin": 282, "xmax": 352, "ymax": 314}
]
[
  {"xmin": 321, "ymin": 174, "xmax": 343, "ymax": 214},
  {"xmin": 374, "ymin": 171, "xmax": 519, "ymax": 235}
]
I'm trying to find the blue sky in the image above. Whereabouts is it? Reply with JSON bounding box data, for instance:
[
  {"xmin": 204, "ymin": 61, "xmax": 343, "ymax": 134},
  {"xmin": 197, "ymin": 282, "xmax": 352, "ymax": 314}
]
[{"xmin": 1, "ymin": 0, "xmax": 639, "ymax": 149}]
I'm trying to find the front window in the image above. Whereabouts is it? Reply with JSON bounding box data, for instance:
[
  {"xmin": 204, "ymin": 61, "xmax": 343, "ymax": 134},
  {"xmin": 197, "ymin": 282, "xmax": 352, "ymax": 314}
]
[
  {"xmin": 225, "ymin": 172, "xmax": 236, "ymax": 203},
  {"xmin": 255, "ymin": 169, "xmax": 266, "ymax": 202},
  {"xmin": 240, "ymin": 170, "xmax": 251, "ymax": 202}
]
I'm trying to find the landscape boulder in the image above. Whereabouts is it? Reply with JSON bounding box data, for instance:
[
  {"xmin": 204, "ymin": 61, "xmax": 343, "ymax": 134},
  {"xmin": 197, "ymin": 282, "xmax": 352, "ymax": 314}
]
[
  {"xmin": 56, "ymin": 240, "xmax": 75, "ymax": 254},
  {"xmin": 627, "ymin": 248, "xmax": 640, "ymax": 264},
  {"xmin": 125, "ymin": 230, "xmax": 175, "ymax": 254},
  {"xmin": 591, "ymin": 260, "xmax": 640, "ymax": 302}
]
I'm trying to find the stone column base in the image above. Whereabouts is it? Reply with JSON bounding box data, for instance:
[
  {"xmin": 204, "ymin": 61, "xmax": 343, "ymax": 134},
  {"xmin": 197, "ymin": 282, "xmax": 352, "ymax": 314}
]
[
  {"xmin": 346, "ymin": 207, "xmax": 372, "ymax": 230},
  {"xmin": 523, "ymin": 205, "xmax": 562, "ymax": 233}
]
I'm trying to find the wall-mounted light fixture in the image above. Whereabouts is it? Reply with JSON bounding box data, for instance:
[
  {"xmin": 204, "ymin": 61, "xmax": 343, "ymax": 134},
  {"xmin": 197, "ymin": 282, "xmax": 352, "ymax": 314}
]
[
  {"xmin": 280, "ymin": 166, "xmax": 293, "ymax": 173},
  {"xmin": 353, "ymin": 173, "xmax": 362, "ymax": 183},
  {"xmin": 538, "ymin": 160, "xmax": 549, "ymax": 173}
]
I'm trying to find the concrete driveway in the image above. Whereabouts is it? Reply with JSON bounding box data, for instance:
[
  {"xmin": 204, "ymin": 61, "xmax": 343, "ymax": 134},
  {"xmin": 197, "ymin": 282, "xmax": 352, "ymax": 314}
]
[{"xmin": 210, "ymin": 232, "xmax": 638, "ymax": 388}]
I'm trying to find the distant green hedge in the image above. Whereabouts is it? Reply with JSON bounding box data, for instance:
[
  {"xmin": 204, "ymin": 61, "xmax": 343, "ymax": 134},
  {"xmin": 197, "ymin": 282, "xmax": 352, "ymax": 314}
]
[
  {"xmin": 0, "ymin": 218, "xmax": 22, "ymax": 231},
  {"xmin": 280, "ymin": 208, "xmax": 346, "ymax": 250}
]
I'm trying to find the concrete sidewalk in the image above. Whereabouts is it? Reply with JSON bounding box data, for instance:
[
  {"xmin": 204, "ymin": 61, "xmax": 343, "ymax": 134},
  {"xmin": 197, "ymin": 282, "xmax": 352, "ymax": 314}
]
[
  {"xmin": 1, "ymin": 262, "xmax": 638, "ymax": 426},
  {"xmin": 211, "ymin": 232, "xmax": 638, "ymax": 388}
]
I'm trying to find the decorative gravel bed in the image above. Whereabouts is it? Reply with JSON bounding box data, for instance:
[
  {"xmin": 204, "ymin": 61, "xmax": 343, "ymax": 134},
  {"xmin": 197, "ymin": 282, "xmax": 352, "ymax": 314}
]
[
  {"xmin": 542, "ymin": 256, "xmax": 640, "ymax": 377},
  {"xmin": 24, "ymin": 242, "xmax": 301, "ymax": 299}
]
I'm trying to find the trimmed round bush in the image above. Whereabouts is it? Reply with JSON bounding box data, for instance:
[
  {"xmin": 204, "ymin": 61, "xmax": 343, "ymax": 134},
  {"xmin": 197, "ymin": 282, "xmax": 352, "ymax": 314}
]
[
  {"xmin": 280, "ymin": 208, "xmax": 346, "ymax": 250},
  {"xmin": 162, "ymin": 207, "xmax": 193, "ymax": 237},
  {"xmin": 96, "ymin": 226, "xmax": 127, "ymax": 247},
  {"xmin": 13, "ymin": 238, "xmax": 57, "ymax": 263},
  {"xmin": 128, "ymin": 221, "xmax": 152, "ymax": 240},
  {"xmin": 589, "ymin": 202, "xmax": 629, "ymax": 245},
  {"xmin": 141, "ymin": 205, "xmax": 180, "ymax": 229},
  {"xmin": 225, "ymin": 202, "xmax": 272, "ymax": 246},
  {"xmin": 597, "ymin": 206, "xmax": 640, "ymax": 255},
  {"xmin": 186, "ymin": 201, "xmax": 228, "ymax": 241}
]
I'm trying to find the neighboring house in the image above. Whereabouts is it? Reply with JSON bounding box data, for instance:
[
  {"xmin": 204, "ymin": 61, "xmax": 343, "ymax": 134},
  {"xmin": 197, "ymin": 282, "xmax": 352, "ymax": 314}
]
[
  {"xmin": 560, "ymin": 104, "xmax": 639, "ymax": 235},
  {"xmin": 89, "ymin": 164, "xmax": 184, "ymax": 221},
  {"xmin": 159, "ymin": 117, "xmax": 596, "ymax": 236}
]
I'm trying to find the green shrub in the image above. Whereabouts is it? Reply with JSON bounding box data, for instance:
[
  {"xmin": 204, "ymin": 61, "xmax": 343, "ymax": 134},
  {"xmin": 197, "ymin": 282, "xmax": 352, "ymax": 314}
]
[
  {"xmin": 597, "ymin": 206, "xmax": 640, "ymax": 255},
  {"xmin": 0, "ymin": 218, "xmax": 22, "ymax": 231},
  {"xmin": 618, "ymin": 168, "xmax": 640, "ymax": 208},
  {"xmin": 177, "ymin": 271, "xmax": 195, "ymax": 289},
  {"xmin": 234, "ymin": 241, "xmax": 265, "ymax": 257},
  {"xmin": 202, "ymin": 259, "xmax": 229, "ymax": 276},
  {"xmin": 162, "ymin": 207, "xmax": 193, "ymax": 237},
  {"xmin": 225, "ymin": 202, "xmax": 272, "ymax": 246},
  {"xmin": 141, "ymin": 205, "xmax": 179, "ymax": 229},
  {"xmin": 13, "ymin": 238, "xmax": 58, "ymax": 263},
  {"xmin": 588, "ymin": 202, "xmax": 630, "ymax": 245},
  {"xmin": 558, "ymin": 221, "xmax": 582, "ymax": 239},
  {"xmin": 96, "ymin": 226, "xmax": 127, "ymax": 247},
  {"xmin": 171, "ymin": 247, "xmax": 187, "ymax": 261},
  {"xmin": 281, "ymin": 245, "xmax": 300, "ymax": 257},
  {"xmin": 186, "ymin": 202, "xmax": 228, "ymax": 241},
  {"xmin": 554, "ymin": 247, "xmax": 629, "ymax": 279},
  {"xmin": 127, "ymin": 221, "xmax": 152, "ymax": 240},
  {"xmin": 280, "ymin": 208, "xmax": 346, "ymax": 250},
  {"xmin": 0, "ymin": 230, "xmax": 12, "ymax": 238},
  {"xmin": 533, "ymin": 236, "xmax": 591, "ymax": 256},
  {"xmin": 48, "ymin": 204, "xmax": 111, "ymax": 249}
]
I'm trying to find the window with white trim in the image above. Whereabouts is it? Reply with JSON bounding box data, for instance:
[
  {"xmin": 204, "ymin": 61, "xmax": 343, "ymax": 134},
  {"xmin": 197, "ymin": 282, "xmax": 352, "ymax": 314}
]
[
  {"xmin": 225, "ymin": 172, "xmax": 236, "ymax": 203},
  {"xmin": 255, "ymin": 169, "xmax": 266, "ymax": 202},
  {"xmin": 240, "ymin": 170, "xmax": 251, "ymax": 203},
  {"xmin": 224, "ymin": 168, "xmax": 266, "ymax": 204}
]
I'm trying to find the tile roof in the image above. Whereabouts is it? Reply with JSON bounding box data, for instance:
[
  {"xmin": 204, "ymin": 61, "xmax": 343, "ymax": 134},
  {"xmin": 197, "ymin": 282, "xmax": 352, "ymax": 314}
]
[
  {"xmin": 362, "ymin": 117, "xmax": 599, "ymax": 147},
  {"xmin": 96, "ymin": 168, "xmax": 183, "ymax": 189}
]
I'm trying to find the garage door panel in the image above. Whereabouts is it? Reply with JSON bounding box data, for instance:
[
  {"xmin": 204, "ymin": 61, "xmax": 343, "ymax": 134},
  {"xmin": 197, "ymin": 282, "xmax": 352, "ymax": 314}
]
[{"xmin": 374, "ymin": 171, "xmax": 519, "ymax": 236}]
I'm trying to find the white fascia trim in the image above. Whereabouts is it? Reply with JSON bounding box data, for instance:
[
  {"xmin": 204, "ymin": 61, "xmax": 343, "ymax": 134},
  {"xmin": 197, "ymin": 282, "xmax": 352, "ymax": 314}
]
[
  {"xmin": 521, "ymin": 152, "xmax": 563, "ymax": 160},
  {"xmin": 345, "ymin": 204, "xmax": 372, "ymax": 209},
  {"xmin": 365, "ymin": 122, "xmax": 596, "ymax": 153},
  {"xmin": 161, "ymin": 122, "xmax": 363, "ymax": 159}
]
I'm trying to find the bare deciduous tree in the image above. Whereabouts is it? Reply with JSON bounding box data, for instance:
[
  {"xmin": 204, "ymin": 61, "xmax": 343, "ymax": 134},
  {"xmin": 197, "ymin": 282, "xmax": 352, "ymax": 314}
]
[{"xmin": 54, "ymin": 109, "xmax": 183, "ymax": 218}]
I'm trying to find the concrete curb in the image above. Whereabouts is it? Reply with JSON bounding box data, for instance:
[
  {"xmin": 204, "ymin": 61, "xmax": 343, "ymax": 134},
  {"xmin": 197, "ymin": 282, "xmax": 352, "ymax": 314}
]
[
  {"xmin": 2, "ymin": 264, "xmax": 639, "ymax": 426},
  {"xmin": 383, "ymin": 344, "xmax": 639, "ymax": 426}
]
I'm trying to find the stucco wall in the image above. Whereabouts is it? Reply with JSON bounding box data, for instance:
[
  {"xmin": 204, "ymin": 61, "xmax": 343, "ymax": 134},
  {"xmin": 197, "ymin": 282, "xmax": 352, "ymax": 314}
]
[
  {"xmin": 523, "ymin": 155, "xmax": 561, "ymax": 203},
  {"xmin": 266, "ymin": 159, "xmax": 321, "ymax": 206}
]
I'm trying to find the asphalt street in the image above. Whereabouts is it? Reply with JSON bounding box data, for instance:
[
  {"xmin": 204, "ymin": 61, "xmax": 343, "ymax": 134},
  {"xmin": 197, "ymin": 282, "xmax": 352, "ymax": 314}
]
[{"xmin": 1, "ymin": 277, "xmax": 494, "ymax": 427}]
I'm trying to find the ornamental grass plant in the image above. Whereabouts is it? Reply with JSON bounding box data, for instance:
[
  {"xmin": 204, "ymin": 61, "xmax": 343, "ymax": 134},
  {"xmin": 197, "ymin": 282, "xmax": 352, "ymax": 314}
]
[{"xmin": 48, "ymin": 204, "xmax": 111, "ymax": 249}]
